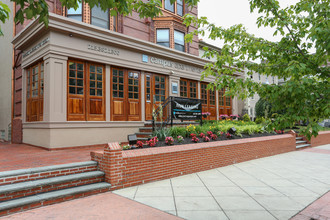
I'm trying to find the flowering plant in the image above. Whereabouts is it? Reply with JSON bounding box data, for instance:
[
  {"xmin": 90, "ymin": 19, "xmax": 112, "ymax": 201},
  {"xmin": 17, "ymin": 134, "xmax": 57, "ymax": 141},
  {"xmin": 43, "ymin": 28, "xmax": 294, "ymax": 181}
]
[
  {"xmin": 165, "ymin": 136, "xmax": 174, "ymax": 145},
  {"xmin": 220, "ymin": 114, "xmax": 229, "ymax": 119},
  {"xmin": 147, "ymin": 137, "xmax": 158, "ymax": 147},
  {"xmin": 190, "ymin": 133, "xmax": 197, "ymax": 138},
  {"xmin": 230, "ymin": 114, "xmax": 239, "ymax": 119},
  {"xmin": 226, "ymin": 132, "xmax": 232, "ymax": 139},
  {"xmin": 218, "ymin": 131, "xmax": 224, "ymax": 136},
  {"xmin": 123, "ymin": 145, "xmax": 131, "ymax": 150},
  {"xmin": 202, "ymin": 112, "xmax": 211, "ymax": 116},
  {"xmin": 199, "ymin": 133, "xmax": 205, "ymax": 138},
  {"xmin": 275, "ymin": 130, "xmax": 284, "ymax": 134},
  {"xmin": 177, "ymin": 136, "xmax": 184, "ymax": 143},
  {"xmin": 192, "ymin": 136, "xmax": 199, "ymax": 143},
  {"xmin": 204, "ymin": 136, "xmax": 210, "ymax": 142},
  {"xmin": 207, "ymin": 131, "xmax": 213, "ymax": 137},
  {"xmin": 186, "ymin": 124, "xmax": 196, "ymax": 133},
  {"xmin": 136, "ymin": 141, "xmax": 144, "ymax": 148},
  {"xmin": 211, "ymin": 134, "xmax": 218, "ymax": 140}
]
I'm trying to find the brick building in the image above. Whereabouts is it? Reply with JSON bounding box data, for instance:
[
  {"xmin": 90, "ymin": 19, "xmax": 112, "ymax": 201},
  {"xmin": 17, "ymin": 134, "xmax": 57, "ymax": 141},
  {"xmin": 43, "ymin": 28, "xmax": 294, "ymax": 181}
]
[{"xmin": 6, "ymin": 0, "xmax": 243, "ymax": 149}]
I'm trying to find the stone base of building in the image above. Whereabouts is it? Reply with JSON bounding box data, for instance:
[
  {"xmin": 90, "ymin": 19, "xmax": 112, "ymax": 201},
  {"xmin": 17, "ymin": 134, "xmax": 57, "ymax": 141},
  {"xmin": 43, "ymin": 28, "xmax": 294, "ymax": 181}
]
[{"xmin": 23, "ymin": 122, "xmax": 144, "ymax": 149}]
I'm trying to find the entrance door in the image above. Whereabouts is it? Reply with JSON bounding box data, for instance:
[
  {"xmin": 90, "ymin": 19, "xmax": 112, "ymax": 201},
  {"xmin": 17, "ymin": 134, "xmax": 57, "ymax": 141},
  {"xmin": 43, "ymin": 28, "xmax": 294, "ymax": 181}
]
[
  {"xmin": 145, "ymin": 73, "xmax": 168, "ymax": 121},
  {"xmin": 201, "ymin": 82, "xmax": 217, "ymax": 120},
  {"xmin": 111, "ymin": 67, "xmax": 141, "ymax": 121},
  {"xmin": 218, "ymin": 88, "xmax": 232, "ymax": 115}
]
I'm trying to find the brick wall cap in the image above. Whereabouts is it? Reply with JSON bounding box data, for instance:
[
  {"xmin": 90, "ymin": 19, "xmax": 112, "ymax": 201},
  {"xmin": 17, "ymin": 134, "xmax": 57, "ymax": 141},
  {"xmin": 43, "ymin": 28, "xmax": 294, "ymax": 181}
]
[{"xmin": 122, "ymin": 134, "xmax": 293, "ymax": 158}]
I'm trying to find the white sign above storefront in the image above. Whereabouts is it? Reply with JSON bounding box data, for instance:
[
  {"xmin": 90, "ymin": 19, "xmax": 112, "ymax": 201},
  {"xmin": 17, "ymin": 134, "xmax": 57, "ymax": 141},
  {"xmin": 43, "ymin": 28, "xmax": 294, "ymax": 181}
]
[
  {"xmin": 87, "ymin": 44, "xmax": 120, "ymax": 56},
  {"xmin": 147, "ymin": 56, "xmax": 203, "ymax": 73},
  {"xmin": 23, "ymin": 38, "xmax": 49, "ymax": 58}
]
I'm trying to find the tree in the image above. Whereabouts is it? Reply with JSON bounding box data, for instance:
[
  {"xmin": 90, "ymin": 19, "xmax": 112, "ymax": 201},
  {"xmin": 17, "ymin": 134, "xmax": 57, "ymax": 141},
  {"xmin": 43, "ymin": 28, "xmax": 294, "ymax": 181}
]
[
  {"xmin": 184, "ymin": 0, "xmax": 330, "ymax": 139},
  {"xmin": 255, "ymin": 98, "xmax": 271, "ymax": 118},
  {"xmin": 0, "ymin": 0, "xmax": 199, "ymax": 36}
]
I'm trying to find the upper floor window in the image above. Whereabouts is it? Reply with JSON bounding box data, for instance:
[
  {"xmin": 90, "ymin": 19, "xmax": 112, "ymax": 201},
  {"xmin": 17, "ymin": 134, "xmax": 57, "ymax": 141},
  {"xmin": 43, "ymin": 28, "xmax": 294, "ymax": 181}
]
[
  {"xmin": 91, "ymin": 5, "xmax": 109, "ymax": 29},
  {"xmin": 174, "ymin": 30, "xmax": 185, "ymax": 52},
  {"xmin": 67, "ymin": 2, "xmax": 82, "ymax": 21},
  {"xmin": 177, "ymin": 0, "xmax": 183, "ymax": 16},
  {"xmin": 157, "ymin": 29, "xmax": 170, "ymax": 47},
  {"xmin": 163, "ymin": 0, "xmax": 184, "ymax": 16}
]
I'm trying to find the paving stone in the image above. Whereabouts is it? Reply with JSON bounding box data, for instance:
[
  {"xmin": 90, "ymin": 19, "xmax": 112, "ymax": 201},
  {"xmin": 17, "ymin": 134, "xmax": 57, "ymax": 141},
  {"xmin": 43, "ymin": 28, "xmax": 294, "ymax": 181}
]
[
  {"xmin": 175, "ymin": 196, "xmax": 221, "ymax": 211},
  {"xmin": 207, "ymin": 187, "xmax": 249, "ymax": 197},
  {"xmin": 113, "ymin": 186, "xmax": 137, "ymax": 199},
  {"xmin": 135, "ymin": 196, "xmax": 175, "ymax": 211},
  {"xmin": 253, "ymin": 196, "xmax": 306, "ymax": 211},
  {"xmin": 214, "ymin": 196, "xmax": 265, "ymax": 211},
  {"xmin": 171, "ymin": 174, "xmax": 204, "ymax": 187},
  {"xmin": 269, "ymin": 210, "xmax": 300, "ymax": 220},
  {"xmin": 135, "ymin": 186, "xmax": 173, "ymax": 197},
  {"xmin": 242, "ymin": 186, "xmax": 284, "ymax": 197},
  {"xmin": 177, "ymin": 210, "xmax": 229, "ymax": 220},
  {"xmin": 172, "ymin": 186, "xmax": 212, "ymax": 197},
  {"xmin": 224, "ymin": 210, "xmax": 276, "ymax": 220}
]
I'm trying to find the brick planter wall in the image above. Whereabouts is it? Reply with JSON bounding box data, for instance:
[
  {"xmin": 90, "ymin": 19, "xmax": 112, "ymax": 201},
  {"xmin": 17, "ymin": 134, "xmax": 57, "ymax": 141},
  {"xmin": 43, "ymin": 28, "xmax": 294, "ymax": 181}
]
[
  {"xmin": 310, "ymin": 131, "xmax": 330, "ymax": 147},
  {"xmin": 91, "ymin": 134, "xmax": 296, "ymax": 190}
]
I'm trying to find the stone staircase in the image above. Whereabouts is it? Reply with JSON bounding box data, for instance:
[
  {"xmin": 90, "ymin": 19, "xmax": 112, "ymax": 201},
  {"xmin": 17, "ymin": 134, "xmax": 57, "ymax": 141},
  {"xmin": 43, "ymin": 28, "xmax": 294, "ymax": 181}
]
[
  {"xmin": 0, "ymin": 161, "xmax": 111, "ymax": 217},
  {"xmin": 295, "ymin": 136, "xmax": 311, "ymax": 149}
]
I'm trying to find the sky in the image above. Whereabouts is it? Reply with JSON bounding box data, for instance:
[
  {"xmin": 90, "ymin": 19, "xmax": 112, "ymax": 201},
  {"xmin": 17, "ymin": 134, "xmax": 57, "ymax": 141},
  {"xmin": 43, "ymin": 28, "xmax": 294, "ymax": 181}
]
[{"xmin": 198, "ymin": 0, "xmax": 299, "ymax": 47}]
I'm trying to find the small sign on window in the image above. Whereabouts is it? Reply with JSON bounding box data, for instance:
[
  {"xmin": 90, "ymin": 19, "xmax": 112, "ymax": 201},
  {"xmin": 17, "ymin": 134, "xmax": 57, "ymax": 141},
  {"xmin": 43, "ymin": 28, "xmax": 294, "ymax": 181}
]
[
  {"xmin": 172, "ymin": 82, "xmax": 178, "ymax": 94},
  {"xmin": 142, "ymin": 54, "xmax": 149, "ymax": 63}
]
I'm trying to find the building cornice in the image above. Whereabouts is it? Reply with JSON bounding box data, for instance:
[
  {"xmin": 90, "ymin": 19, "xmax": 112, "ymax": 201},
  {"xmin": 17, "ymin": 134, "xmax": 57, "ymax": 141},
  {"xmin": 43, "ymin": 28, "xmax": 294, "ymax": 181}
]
[{"xmin": 13, "ymin": 13, "xmax": 208, "ymax": 68}]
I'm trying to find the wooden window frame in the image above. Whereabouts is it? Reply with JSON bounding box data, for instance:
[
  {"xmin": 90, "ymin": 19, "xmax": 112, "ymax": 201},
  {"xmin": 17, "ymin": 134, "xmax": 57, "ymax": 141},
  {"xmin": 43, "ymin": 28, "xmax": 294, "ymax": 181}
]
[
  {"xmin": 218, "ymin": 88, "xmax": 232, "ymax": 115},
  {"xmin": 162, "ymin": 0, "xmax": 185, "ymax": 16},
  {"xmin": 180, "ymin": 78, "xmax": 197, "ymax": 99},
  {"xmin": 26, "ymin": 62, "xmax": 44, "ymax": 122},
  {"xmin": 67, "ymin": 60, "xmax": 105, "ymax": 121}
]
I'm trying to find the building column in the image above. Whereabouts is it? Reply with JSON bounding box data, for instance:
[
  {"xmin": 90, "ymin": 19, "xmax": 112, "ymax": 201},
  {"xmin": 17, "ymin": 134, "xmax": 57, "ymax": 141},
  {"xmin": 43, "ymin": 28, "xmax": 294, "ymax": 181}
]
[
  {"xmin": 169, "ymin": 75, "xmax": 180, "ymax": 97},
  {"xmin": 141, "ymin": 71, "xmax": 145, "ymax": 121},
  {"xmin": 216, "ymin": 90, "xmax": 219, "ymax": 120},
  {"xmin": 43, "ymin": 54, "xmax": 68, "ymax": 122},
  {"xmin": 106, "ymin": 65, "xmax": 111, "ymax": 121}
]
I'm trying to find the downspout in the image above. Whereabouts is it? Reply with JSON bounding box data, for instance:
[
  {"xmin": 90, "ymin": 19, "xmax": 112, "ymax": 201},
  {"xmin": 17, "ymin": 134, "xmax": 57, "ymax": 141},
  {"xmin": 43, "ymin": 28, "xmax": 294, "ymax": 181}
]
[{"xmin": 11, "ymin": 2, "xmax": 16, "ymax": 143}]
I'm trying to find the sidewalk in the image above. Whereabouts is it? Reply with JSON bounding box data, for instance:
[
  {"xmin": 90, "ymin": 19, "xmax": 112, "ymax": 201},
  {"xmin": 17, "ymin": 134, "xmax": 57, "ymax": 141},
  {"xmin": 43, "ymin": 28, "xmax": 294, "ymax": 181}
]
[
  {"xmin": 0, "ymin": 143, "xmax": 104, "ymax": 172},
  {"xmin": 1, "ymin": 144, "xmax": 330, "ymax": 219}
]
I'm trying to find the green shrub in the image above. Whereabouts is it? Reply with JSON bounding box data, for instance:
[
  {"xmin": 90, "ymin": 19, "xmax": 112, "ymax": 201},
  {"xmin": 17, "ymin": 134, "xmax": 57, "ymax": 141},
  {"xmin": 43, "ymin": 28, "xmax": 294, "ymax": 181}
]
[
  {"xmin": 152, "ymin": 128, "xmax": 170, "ymax": 141},
  {"xmin": 255, "ymin": 117, "xmax": 266, "ymax": 124},
  {"xmin": 169, "ymin": 126, "xmax": 187, "ymax": 138},
  {"xmin": 242, "ymin": 114, "xmax": 251, "ymax": 122}
]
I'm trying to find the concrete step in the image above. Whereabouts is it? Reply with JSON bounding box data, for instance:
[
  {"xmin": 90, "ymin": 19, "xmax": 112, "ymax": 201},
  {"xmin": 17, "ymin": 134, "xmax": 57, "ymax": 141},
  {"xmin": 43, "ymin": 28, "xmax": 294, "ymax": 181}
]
[
  {"xmin": 139, "ymin": 127, "xmax": 152, "ymax": 132},
  {"xmin": 0, "ymin": 182, "xmax": 111, "ymax": 216},
  {"xmin": 296, "ymin": 140, "xmax": 307, "ymax": 144},
  {"xmin": 295, "ymin": 137, "xmax": 303, "ymax": 140},
  {"xmin": 0, "ymin": 171, "xmax": 104, "ymax": 202},
  {"xmin": 296, "ymin": 144, "xmax": 311, "ymax": 149},
  {"xmin": 136, "ymin": 132, "xmax": 152, "ymax": 138},
  {"xmin": 0, "ymin": 161, "xmax": 98, "ymax": 186}
]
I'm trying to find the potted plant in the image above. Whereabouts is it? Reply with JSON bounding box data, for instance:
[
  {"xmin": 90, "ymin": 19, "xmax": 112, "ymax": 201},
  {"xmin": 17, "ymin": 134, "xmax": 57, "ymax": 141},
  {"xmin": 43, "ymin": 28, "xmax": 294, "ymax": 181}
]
[{"xmin": 220, "ymin": 114, "xmax": 229, "ymax": 120}]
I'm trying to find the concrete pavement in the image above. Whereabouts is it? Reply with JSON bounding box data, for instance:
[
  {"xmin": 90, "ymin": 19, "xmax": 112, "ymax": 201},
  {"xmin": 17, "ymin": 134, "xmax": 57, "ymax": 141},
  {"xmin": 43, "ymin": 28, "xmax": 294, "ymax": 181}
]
[{"xmin": 114, "ymin": 144, "xmax": 330, "ymax": 220}]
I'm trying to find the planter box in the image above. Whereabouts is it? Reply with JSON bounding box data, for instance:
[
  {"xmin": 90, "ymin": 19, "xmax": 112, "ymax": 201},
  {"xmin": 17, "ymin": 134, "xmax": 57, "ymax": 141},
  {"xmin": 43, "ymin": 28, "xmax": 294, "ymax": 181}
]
[
  {"xmin": 310, "ymin": 131, "xmax": 330, "ymax": 147},
  {"xmin": 91, "ymin": 134, "xmax": 296, "ymax": 190}
]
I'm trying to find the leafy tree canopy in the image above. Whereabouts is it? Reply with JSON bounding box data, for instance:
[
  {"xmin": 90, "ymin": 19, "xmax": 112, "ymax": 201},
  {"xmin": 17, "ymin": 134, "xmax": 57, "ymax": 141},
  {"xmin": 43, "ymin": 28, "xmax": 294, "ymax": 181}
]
[
  {"xmin": 0, "ymin": 0, "xmax": 199, "ymax": 36},
  {"xmin": 184, "ymin": 0, "xmax": 329, "ymax": 139}
]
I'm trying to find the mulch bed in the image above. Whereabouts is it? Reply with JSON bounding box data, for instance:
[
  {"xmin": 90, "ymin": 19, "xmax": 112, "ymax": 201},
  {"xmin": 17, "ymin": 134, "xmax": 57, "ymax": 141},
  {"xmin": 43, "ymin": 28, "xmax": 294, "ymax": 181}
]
[{"xmin": 126, "ymin": 132, "xmax": 281, "ymax": 150}]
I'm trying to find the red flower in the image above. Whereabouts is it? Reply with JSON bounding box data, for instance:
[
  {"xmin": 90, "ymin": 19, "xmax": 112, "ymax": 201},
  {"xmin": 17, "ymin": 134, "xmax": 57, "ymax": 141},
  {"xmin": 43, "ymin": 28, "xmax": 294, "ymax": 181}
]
[
  {"xmin": 199, "ymin": 133, "xmax": 205, "ymax": 138},
  {"xmin": 207, "ymin": 131, "xmax": 213, "ymax": 137}
]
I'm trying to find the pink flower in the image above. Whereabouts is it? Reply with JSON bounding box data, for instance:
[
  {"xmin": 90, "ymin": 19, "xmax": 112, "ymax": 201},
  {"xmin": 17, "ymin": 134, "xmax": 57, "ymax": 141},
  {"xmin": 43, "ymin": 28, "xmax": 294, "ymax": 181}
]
[
  {"xmin": 207, "ymin": 131, "xmax": 213, "ymax": 137},
  {"xmin": 192, "ymin": 136, "xmax": 199, "ymax": 143},
  {"xmin": 211, "ymin": 134, "xmax": 217, "ymax": 140},
  {"xmin": 204, "ymin": 136, "xmax": 210, "ymax": 142},
  {"xmin": 226, "ymin": 132, "xmax": 232, "ymax": 139},
  {"xmin": 136, "ymin": 141, "xmax": 144, "ymax": 148},
  {"xmin": 199, "ymin": 133, "xmax": 205, "ymax": 138},
  {"xmin": 165, "ymin": 136, "xmax": 174, "ymax": 145}
]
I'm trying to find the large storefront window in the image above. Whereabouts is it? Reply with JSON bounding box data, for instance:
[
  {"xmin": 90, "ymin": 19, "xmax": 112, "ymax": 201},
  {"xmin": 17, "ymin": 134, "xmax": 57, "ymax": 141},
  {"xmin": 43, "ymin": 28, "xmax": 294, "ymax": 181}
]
[
  {"xmin": 67, "ymin": 60, "xmax": 105, "ymax": 121},
  {"xmin": 26, "ymin": 62, "xmax": 44, "ymax": 122},
  {"xmin": 180, "ymin": 78, "xmax": 197, "ymax": 98}
]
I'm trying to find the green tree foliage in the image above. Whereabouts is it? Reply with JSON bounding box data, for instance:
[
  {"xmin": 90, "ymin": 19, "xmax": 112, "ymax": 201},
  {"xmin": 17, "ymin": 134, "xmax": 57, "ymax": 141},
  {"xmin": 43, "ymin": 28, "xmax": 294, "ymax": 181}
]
[
  {"xmin": 0, "ymin": 1, "xmax": 10, "ymax": 36},
  {"xmin": 184, "ymin": 0, "xmax": 330, "ymax": 139},
  {"xmin": 0, "ymin": 0, "xmax": 199, "ymax": 36},
  {"xmin": 255, "ymin": 98, "xmax": 272, "ymax": 118}
]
